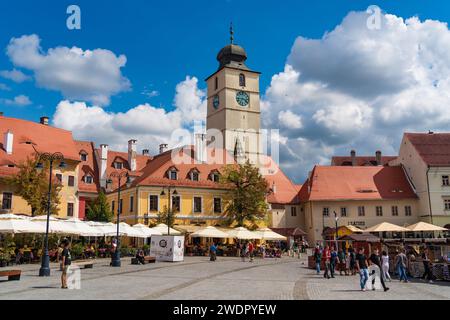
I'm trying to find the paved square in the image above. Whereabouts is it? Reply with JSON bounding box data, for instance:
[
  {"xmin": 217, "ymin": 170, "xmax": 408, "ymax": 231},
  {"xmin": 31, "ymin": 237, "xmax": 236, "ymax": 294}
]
[{"xmin": 0, "ymin": 256, "xmax": 449, "ymax": 300}]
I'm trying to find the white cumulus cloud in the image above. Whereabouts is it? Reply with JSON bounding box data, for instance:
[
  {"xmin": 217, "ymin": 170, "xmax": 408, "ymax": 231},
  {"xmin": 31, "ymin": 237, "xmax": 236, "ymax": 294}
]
[{"xmin": 0, "ymin": 69, "xmax": 31, "ymax": 83}]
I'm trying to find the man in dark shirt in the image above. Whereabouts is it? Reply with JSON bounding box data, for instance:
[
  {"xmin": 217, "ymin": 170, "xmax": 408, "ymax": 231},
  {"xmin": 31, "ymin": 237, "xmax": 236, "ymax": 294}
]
[
  {"xmin": 61, "ymin": 240, "xmax": 72, "ymax": 289},
  {"xmin": 421, "ymin": 248, "xmax": 433, "ymax": 283},
  {"xmin": 355, "ymin": 247, "xmax": 369, "ymax": 291},
  {"xmin": 369, "ymin": 248, "xmax": 389, "ymax": 291}
]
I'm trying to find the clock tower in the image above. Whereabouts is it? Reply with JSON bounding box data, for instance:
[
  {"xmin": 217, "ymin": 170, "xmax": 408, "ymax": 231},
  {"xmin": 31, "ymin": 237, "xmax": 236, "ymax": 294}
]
[{"xmin": 205, "ymin": 26, "xmax": 262, "ymax": 164}]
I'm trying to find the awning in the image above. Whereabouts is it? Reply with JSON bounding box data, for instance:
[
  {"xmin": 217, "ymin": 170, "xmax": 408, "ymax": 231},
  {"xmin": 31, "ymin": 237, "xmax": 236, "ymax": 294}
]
[
  {"xmin": 363, "ymin": 222, "xmax": 410, "ymax": 233},
  {"xmin": 254, "ymin": 227, "xmax": 287, "ymax": 241},
  {"xmin": 191, "ymin": 226, "xmax": 230, "ymax": 238},
  {"xmin": 226, "ymin": 227, "xmax": 262, "ymax": 240},
  {"xmin": 406, "ymin": 222, "xmax": 448, "ymax": 232}
]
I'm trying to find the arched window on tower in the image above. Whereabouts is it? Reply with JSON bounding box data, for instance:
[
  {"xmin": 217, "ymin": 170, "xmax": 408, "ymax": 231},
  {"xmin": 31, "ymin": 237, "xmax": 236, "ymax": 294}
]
[
  {"xmin": 239, "ymin": 73, "xmax": 246, "ymax": 87},
  {"xmin": 215, "ymin": 77, "xmax": 218, "ymax": 90}
]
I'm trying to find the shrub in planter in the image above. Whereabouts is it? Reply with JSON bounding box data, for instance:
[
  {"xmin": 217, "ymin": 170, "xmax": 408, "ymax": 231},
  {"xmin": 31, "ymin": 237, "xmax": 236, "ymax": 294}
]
[
  {"xmin": 143, "ymin": 244, "xmax": 150, "ymax": 255},
  {"xmin": 70, "ymin": 243, "xmax": 84, "ymax": 260},
  {"xmin": 120, "ymin": 246, "xmax": 130, "ymax": 257},
  {"xmin": 128, "ymin": 248, "xmax": 137, "ymax": 257}
]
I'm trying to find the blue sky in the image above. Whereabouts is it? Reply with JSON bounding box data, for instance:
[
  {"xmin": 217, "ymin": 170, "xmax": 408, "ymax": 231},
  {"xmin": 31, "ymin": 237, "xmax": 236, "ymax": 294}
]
[{"xmin": 2, "ymin": 1, "xmax": 450, "ymax": 182}]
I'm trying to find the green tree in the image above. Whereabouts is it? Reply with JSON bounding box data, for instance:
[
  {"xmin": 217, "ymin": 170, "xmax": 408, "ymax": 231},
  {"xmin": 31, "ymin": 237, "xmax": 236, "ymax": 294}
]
[
  {"xmin": 5, "ymin": 157, "xmax": 62, "ymax": 216},
  {"xmin": 156, "ymin": 205, "xmax": 175, "ymax": 227},
  {"xmin": 86, "ymin": 191, "xmax": 113, "ymax": 222},
  {"xmin": 220, "ymin": 161, "xmax": 269, "ymax": 227}
]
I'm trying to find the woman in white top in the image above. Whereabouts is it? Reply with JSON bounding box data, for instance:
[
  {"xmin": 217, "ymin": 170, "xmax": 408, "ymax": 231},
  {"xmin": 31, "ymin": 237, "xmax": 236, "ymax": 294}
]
[{"xmin": 381, "ymin": 251, "xmax": 392, "ymax": 281}]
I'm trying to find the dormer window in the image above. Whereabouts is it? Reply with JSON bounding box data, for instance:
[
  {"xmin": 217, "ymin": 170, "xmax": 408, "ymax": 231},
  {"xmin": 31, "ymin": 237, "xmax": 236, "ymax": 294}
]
[
  {"xmin": 83, "ymin": 175, "xmax": 93, "ymax": 184},
  {"xmin": 80, "ymin": 152, "xmax": 87, "ymax": 161},
  {"xmin": 114, "ymin": 162, "xmax": 123, "ymax": 169},
  {"xmin": 189, "ymin": 169, "xmax": 199, "ymax": 181},
  {"xmin": 210, "ymin": 170, "xmax": 220, "ymax": 182},
  {"xmin": 239, "ymin": 73, "xmax": 246, "ymax": 87},
  {"xmin": 167, "ymin": 167, "xmax": 178, "ymax": 180}
]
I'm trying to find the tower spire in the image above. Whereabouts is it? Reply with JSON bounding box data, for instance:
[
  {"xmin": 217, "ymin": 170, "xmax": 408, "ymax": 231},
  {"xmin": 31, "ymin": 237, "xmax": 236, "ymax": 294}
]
[{"xmin": 230, "ymin": 22, "xmax": 234, "ymax": 44}]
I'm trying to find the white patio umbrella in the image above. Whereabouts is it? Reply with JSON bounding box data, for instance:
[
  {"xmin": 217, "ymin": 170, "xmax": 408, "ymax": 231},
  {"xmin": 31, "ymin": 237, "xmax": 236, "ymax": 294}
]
[
  {"xmin": 152, "ymin": 223, "xmax": 182, "ymax": 235},
  {"xmin": 191, "ymin": 226, "xmax": 230, "ymax": 238},
  {"xmin": 255, "ymin": 227, "xmax": 286, "ymax": 241},
  {"xmin": 363, "ymin": 222, "xmax": 410, "ymax": 233},
  {"xmin": 227, "ymin": 227, "xmax": 262, "ymax": 240},
  {"xmin": 0, "ymin": 214, "xmax": 45, "ymax": 234},
  {"xmin": 104, "ymin": 222, "xmax": 147, "ymax": 238},
  {"xmin": 132, "ymin": 223, "xmax": 162, "ymax": 237},
  {"xmin": 101, "ymin": 222, "xmax": 128, "ymax": 237},
  {"xmin": 65, "ymin": 218, "xmax": 104, "ymax": 237},
  {"xmin": 31, "ymin": 215, "xmax": 78, "ymax": 234},
  {"xmin": 406, "ymin": 222, "xmax": 448, "ymax": 232}
]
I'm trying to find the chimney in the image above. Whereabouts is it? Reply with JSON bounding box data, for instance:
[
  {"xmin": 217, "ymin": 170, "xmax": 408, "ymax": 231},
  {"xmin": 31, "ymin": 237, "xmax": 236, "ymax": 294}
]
[
  {"xmin": 194, "ymin": 133, "xmax": 206, "ymax": 163},
  {"xmin": 350, "ymin": 150, "xmax": 357, "ymax": 166},
  {"xmin": 159, "ymin": 143, "xmax": 168, "ymax": 154},
  {"xmin": 142, "ymin": 149, "xmax": 149, "ymax": 156},
  {"xmin": 375, "ymin": 150, "xmax": 382, "ymax": 166},
  {"xmin": 99, "ymin": 144, "xmax": 108, "ymax": 188},
  {"xmin": 128, "ymin": 139, "xmax": 137, "ymax": 171},
  {"xmin": 40, "ymin": 116, "xmax": 49, "ymax": 125},
  {"xmin": 3, "ymin": 130, "xmax": 13, "ymax": 154},
  {"xmin": 272, "ymin": 181, "xmax": 277, "ymax": 194}
]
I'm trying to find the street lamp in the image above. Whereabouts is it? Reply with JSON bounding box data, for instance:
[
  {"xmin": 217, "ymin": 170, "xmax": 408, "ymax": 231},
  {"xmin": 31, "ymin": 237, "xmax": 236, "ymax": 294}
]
[
  {"xmin": 35, "ymin": 152, "xmax": 66, "ymax": 277},
  {"xmin": 106, "ymin": 170, "xmax": 130, "ymax": 267},
  {"xmin": 160, "ymin": 186, "xmax": 177, "ymax": 235},
  {"xmin": 333, "ymin": 211, "xmax": 339, "ymax": 250}
]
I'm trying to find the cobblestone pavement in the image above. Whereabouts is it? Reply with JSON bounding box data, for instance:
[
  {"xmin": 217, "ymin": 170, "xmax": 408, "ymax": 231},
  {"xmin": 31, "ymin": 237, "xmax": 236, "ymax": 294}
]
[{"xmin": 0, "ymin": 256, "xmax": 449, "ymax": 300}]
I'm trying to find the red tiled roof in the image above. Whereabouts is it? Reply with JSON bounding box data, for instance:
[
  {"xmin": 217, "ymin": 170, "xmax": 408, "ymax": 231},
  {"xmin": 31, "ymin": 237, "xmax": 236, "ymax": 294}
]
[
  {"xmin": 262, "ymin": 156, "xmax": 300, "ymax": 205},
  {"xmin": 0, "ymin": 116, "xmax": 80, "ymax": 169},
  {"xmin": 405, "ymin": 132, "xmax": 450, "ymax": 166},
  {"xmin": 331, "ymin": 156, "xmax": 396, "ymax": 166},
  {"xmin": 75, "ymin": 140, "xmax": 100, "ymax": 194},
  {"xmin": 299, "ymin": 165, "xmax": 417, "ymax": 202}
]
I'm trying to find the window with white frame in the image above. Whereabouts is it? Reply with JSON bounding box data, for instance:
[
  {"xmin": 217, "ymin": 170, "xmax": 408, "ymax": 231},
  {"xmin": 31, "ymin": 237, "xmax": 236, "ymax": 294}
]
[
  {"xmin": 190, "ymin": 170, "xmax": 199, "ymax": 181},
  {"xmin": 168, "ymin": 169, "xmax": 178, "ymax": 180},
  {"xmin": 114, "ymin": 162, "xmax": 123, "ymax": 169},
  {"xmin": 391, "ymin": 206, "xmax": 398, "ymax": 216},
  {"xmin": 323, "ymin": 207, "xmax": 329, "ymax": 217},
  {"xmin": 443, "ymin": 175, "xmax": 450, "ymax": 186},
  {"xmin": 130, "ymin": 195, "xmax": 134, "ymax": 212},
  {"xmin": 172, "ymin": 195, "xmax": 181, "ymax": 213},
  {"xmin": 211, "ymin": 171, "xmax": 220, "ymax": 182},
  {"xmin": 340, "ymin": 207, "xmax": 347, "ymax": 217},
  {"xmin": 358, "ymin": 206, "xmax": 365, "ymax": 217},
  {"xmin": 376, "ymin": 206, "xmax": 383, "ymax": 216},
  {"xmin": 193, "ymin": 196, "xmax": 202, "ymax": 213},
  {"xmin": 405, "ymin": 206, "xmax": 412, "ymax": 216},
  {"xmin": 444, "ymin": 199, "xmax": 450, "ymax": 211},
  {"xmin": 84, "ymin": 175, "xmax": 93, "ymax": 184},
  {"xmin": 80, "ymin": 153, "xmax": 87, "ymax": 161},
  {"xmin": 2, "ymin": 192, "xmax": 12, "ymax": 210}
]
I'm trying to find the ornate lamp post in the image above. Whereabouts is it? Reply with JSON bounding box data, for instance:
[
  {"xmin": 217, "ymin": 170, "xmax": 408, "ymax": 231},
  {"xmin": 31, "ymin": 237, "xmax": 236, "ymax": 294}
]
[
  {"xmin": 106, "ymin": 171, "xmax": 130, "ymax": 267},
  {"xmin": 160, "ymin": 186, "xmax": 177, "ymax": 235},
  {"xmin": 35, "ymin": 152, "xmax": 66, "ymax": 277},
  {"xmin": 333, "ymin": 211, "xmax": 339, "ymax": 250}
]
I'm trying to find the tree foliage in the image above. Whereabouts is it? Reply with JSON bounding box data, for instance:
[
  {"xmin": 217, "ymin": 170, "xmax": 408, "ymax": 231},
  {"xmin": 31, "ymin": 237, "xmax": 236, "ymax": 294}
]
[
  {"xmin": 5, "ymin": 157, "xmax": 62, "ymax": 216},
  {"xmin": 86, "ymin": 191, "xmax": 113, "ymax": 222},
  {"xmin": 220, "ymin": 161, "xmax": 269, "ymax": 227},
  {"xmin": 156, "ymin": 205, "xmax": 175, "ymax": 227}
]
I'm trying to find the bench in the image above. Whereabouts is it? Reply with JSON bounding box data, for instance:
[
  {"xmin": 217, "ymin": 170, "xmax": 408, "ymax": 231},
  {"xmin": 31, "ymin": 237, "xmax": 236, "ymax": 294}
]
[
  {"xmin": 131, "ymin": 256, "xmax": 156, "ymax": 265},
  {"xmin": 73, "ymin": 260, "xmax": 94, "ymax": 269},
  {"xmin": 0, "ymin": 270, "xmax": 21, "ymax": 281}
]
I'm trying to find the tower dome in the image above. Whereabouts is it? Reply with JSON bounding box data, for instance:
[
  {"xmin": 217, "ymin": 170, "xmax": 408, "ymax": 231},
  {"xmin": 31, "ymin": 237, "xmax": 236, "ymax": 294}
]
[{"xmin": 216, "ymin": 24, "xmax": 249, "ymax": 70}]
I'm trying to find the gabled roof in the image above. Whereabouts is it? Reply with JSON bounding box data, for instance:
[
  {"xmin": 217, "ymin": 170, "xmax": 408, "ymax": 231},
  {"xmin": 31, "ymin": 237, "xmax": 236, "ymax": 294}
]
[
  {"xmin": 405, "ymin": 132, "xmax": 450, "ymax": 167},
  {"xmin": 0, "ymin": 116, "xmax": 80, "ymax": 165},
  {"xmin": 75, "ymin": 140, "xmax": 100, "ymax": 194},
  {"xmin": 299, "ymin": 165, "xmax": 417, "ymax": 202}
]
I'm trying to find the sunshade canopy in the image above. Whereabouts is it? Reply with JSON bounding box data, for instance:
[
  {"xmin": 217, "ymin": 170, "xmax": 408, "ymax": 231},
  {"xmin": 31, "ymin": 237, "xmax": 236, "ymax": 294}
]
[
  {"xmin": 255, "ymin": 227, "xmax": 287, "ymax": 241},
  {"xmin": 65, "ymin": 218, "xmax": 104, "ymax": 236},
  {"xmin": 31, "ymin": 215, "xmax": 79, "ymax": 234},
  {"xmin": 132, "ymin": 223, "xmax": 163, "ymax": 237},
  {"xmin": 191, "ymin": 226, "xmax": 230, "ymax": 238},
  {"xmin": 363, "ymin": 222, "xmax": 410, "ymax": 233},
  {"xmin": 227, "ymin": 227, "xmax": 262, "ymax": 240},
  {"xmin": 0, "ymin": 214, "xmax": 45, "ymax": 234},
  {"xmin": 406, "ymin": 222, "xmax": 448, "ymax": 232},
  {"xmin": 152, "ymin": 223, "xmax": 182, "ymax": 235}
]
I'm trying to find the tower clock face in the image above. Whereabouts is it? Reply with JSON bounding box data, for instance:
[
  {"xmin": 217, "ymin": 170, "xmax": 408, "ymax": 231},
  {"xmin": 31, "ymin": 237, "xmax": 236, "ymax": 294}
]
[
  {"xmin": 236, "ymin": 91, "xmax": 249, "ymax": 107},
  {"xmin": 213, "ymin": 95, "xmax": 219, "ymax": 109}
]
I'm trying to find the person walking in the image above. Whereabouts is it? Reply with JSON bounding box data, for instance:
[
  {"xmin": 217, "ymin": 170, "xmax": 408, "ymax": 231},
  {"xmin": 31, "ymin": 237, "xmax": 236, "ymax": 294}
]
[
  {"xmin": 248, "ymin": 241, "xmax": 254, "ymax": 262},
  {"xmin": 349, "ymin": 247, "xmax": 356, "ymax": 275},
  {"xmin": 395, "ymin": 249, "xmax": 409, "ymax": 283},
  {"xmin": 314, "ymin": 245, "xmax": 322, "ymax": 274},
  {"xmin": 381, "ymin": 251, "xmax": 392, "ymax": 282},
  {"xmin": 338, "ymin": 248, "xmax": 347, "ymax": 276},
  {"xmin": 356, "ymin": 247, "xmax": 369, "ymax": 291},
  {"xmin": 61, "ymin": 240, "xmax": 72, "ymax": 289},
  {"xmin": 421, "ymin": 248, "xmax": 433, "ymax": 283},
  {"xmin": 241, "ymin": 241, "xmax": 248, "ymax": 262},
  {"xmin": 322, "ymin": 245, "xmax": 331, "ymax": 279},
  {"xmin": 330, "ymin": 246, "xmax": 338, "ymax": 278},
  {"xmin": 210, "ymin": 242, "xmax": 217, "ymax": 262},
  {"xmin": 236, "ymin": 241, "xmax": 241, "ymax": 258},
  {"xmin": 369, "ymin": 248, "xmax": 389, "ymax": 292}
]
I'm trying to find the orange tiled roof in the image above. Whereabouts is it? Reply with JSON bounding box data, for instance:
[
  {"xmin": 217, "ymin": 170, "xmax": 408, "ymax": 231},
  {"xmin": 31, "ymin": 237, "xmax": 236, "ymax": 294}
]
[
  {"xmin": 405, "ymin": 132, "xmax": 450, "ymax": 166},
  {"xmin": 0, "ymin": 116, "xmax": 80, "ymax": 168},
  {"xmin": 299, "ymin": 165, "xmax": 417, "ymax": 202},
  {"xmin": 331, "ymin": 156, "xmax": 396, "ymax": 166},
  {"xmin": 75, "ymin": 140, "xmax": 100, "ymax": 194}
]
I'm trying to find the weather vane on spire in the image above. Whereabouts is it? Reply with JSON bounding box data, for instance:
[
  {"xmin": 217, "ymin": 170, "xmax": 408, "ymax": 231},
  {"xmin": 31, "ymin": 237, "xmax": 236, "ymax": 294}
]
[{"xmin": 230, "ymin": 22, "xmax": 234, "ymax": 44}]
